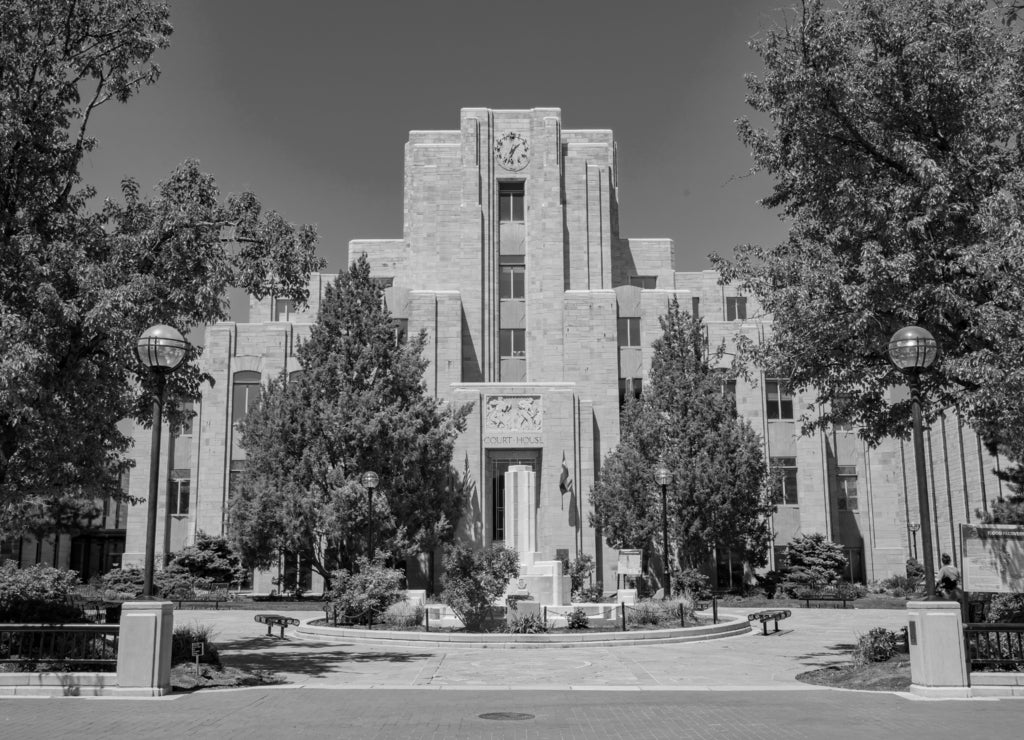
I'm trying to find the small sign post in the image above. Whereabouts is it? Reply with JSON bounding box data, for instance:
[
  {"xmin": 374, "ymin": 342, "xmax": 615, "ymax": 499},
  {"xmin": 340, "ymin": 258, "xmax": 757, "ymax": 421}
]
[{"xmin": 191, "ymin": 641, "xmax": 205, "ymax": 678}]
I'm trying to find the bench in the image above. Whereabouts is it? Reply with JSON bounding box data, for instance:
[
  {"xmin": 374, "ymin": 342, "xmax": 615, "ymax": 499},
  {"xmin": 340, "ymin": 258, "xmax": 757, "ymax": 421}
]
[
  {"xmin": 254, "ymin": 613, "xmax": 299, "ymax": 638},
  {"xmin": 800, "ymin": 590, "xmax": 851, "ymax": 609},
  {"xmin": 748, "ymin": 609, "xmax": 791, "ymax": 635}
]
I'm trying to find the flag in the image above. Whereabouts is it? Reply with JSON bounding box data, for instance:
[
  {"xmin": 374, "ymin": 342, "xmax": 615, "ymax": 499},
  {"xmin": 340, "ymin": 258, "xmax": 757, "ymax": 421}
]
[{"xmin": 559, "ymin": 452, "xmax": 573, "ymax": 496}]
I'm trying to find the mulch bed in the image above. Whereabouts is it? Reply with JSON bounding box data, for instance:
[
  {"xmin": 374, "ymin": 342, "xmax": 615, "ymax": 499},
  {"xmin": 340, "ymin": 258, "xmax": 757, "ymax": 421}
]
[{"xmin": 796, "ymin": 654, "xmax": 911, "ymax": 692}]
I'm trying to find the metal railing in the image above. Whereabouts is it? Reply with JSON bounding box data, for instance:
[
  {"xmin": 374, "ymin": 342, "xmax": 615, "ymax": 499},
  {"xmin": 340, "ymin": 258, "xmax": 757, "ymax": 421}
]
[
  {"xmin": 0, "ymin": 625, "xmax": 119, "ymax": 670},
  {"xmin": 964, "ymin": 624, "xmax": 1024, "ymax": 672}
]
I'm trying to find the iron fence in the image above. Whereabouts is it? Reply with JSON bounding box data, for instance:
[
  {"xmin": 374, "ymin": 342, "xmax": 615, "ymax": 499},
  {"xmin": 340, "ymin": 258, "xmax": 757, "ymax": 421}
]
[
  {"xmin": 0, "ymin": 624, "xmax": 119, "ymax": 671},
  {"xmin": 964, "ymin": 623, "xmax": 1024, "ymax": 672}
]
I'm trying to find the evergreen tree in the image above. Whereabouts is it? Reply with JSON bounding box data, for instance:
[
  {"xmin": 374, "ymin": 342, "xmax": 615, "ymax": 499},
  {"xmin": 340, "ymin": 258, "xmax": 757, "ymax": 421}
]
[
  {"xmin": 590, "ymin": 299, "xmax": 774, "ymax": 580},
  {"xmin": 230, "ymin": 255, "xmax": 471, "ymax": 589}
]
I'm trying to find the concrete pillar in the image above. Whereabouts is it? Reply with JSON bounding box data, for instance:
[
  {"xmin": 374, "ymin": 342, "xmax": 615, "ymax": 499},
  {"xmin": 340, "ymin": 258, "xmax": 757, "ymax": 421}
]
[
  {"xmin": 116, "ymin": 601, "xmax": 174, "ymax": 696},
  {"xmin": 504, "ymin": 466, "xmax": 536, "ymax": 558},
  {"xmin": 906, "ymin": 600, "xmax": 969, "ymax": 697}
]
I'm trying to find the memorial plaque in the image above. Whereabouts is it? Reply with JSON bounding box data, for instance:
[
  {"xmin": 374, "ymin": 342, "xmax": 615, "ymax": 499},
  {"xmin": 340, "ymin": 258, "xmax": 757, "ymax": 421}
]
[
  {"xmin": 960, "ymin": 524, "xmax": 1024, "ymax": 593},
  {"xmin": 617, "ymin": 549, "xmax": 642, "ymax": 576}
]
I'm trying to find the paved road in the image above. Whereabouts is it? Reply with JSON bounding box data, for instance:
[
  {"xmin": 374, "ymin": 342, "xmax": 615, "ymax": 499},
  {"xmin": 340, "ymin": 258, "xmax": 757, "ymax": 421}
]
[
  {"xmin": 0, "ymin": 687, "xmax": 1018, "ymax": 739},
  {"xmin": 2, "ymin": 606, "xmax": 1020, "ymax": 739}
]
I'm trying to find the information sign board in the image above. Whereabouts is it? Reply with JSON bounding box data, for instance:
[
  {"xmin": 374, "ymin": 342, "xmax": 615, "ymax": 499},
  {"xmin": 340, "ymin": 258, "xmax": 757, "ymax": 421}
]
[
  {"xmin": 191, "ymin": 641, "xmax": 205, "ymax": 657},
  {"xmin": 960, "ymin": 524, "xmax": 1024, "ymax": 593},
  {"xmin": 617, "ymin": 549, "xmax": 642, "ymax": 577}
]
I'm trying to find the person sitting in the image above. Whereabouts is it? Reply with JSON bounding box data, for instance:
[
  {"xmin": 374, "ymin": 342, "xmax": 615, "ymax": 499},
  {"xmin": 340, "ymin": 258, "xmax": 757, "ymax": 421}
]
[{"xmin": 937, "ymin": 553, "xmax": 961, "ymax": 600}]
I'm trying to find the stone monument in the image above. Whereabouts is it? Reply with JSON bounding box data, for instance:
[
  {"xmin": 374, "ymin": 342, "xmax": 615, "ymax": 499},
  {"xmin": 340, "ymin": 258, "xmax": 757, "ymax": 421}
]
[{"xmin": 503, "ymin": 464, "xmax": 571, "ymax": 605}]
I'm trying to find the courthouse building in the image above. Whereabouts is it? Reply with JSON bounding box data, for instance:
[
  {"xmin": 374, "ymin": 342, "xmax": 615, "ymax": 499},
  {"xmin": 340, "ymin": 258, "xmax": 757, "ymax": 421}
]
[{"xmin": 2, "ymin": 108, "xmax": 1008, "ymax": 593}]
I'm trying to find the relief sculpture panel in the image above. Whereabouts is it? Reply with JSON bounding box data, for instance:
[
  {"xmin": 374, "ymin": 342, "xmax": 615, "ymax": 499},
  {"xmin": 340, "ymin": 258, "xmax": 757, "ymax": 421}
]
[{"xmin": 484, "ymin": 396, "xmax": 542, "ymax": 432}]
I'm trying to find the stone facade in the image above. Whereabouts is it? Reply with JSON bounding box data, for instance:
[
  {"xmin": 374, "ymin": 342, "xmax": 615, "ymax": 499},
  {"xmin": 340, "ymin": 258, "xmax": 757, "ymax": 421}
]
[{"xmin": 51, "ymin": 107, "xmax": 1005, "ymax": 594}]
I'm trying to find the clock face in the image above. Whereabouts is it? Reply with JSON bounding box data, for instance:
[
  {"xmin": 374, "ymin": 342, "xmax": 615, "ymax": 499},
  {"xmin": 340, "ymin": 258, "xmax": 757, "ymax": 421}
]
[{"xmin": 494, "ymin": 132, "xmax": 530, "ymax": 171}]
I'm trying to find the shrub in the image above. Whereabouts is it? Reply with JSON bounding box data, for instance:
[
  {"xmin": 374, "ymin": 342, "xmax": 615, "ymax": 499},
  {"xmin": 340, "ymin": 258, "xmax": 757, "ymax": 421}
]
[
  {"xmin": 673, "ymin": 568, "xmax": 711, "ymax": 600},
  {"xmin": 0, "ymin": 562, "xmax": 85, "ymax": 623},
  {"xmin": 626, "ymin": 600, "xmax": 666, "ymax": 627},
  {"xmin": 441, "ymin": 543, "xmax": 519, "ymax": 631},
  {"xmin": 381, "ymin": 601, "xmax": 424, "ymax": 629},
  {"xmin": 98, "ymin": 566, "xmax": 145, "ymax": 598},
  {"xmin": 988, "ymin": 594, "xmax": 1024, "ymax": 623},
  {"xmin": 154, "ymin": 564, "xmax": 214, "ymax": 599},
  {"xmin": 172, "ymin": 622, "xmax": 220, "ymax": 666},
  {"xmin": 168, "ymin": 532, "xmax": 245, "ymax": 584},
  {"xmin": 780, "ymin": 533, "xmax": 847, "ymax": 595},
  {"xmin": 905, "ymin": 558, "xmax": 925, "ymax": 593},
  {"xmin": 852, "ymin": 627, "xmax": 900, "ymax": 664},
  {"xmin": 566, "ymin": 554, "xmax": 595, "ymax": 600},
  {"xmin": 566, "ymin": 607, "xmax": 590, "ymax": 630},
  {"xmin": 507, "ymin": 609, "xmax": 547, "ymax": 634},
  {"xmin": 574, "ymin": 583, "xmax": 605, "ymax": 603},
  {"xmin": 327, "ymin": 558, "xmax": 404, "ymax": 625},
  {"xmin": 880, "ymin": 574, "xmax": 912, "ymax": 597},
  {"xmin": 756, "ymin": 570, "xmax": 784, "ymax": 599}
]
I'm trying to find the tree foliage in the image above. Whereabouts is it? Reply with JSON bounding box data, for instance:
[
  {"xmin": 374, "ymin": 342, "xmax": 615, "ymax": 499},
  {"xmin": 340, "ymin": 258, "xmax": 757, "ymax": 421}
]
[
  {"xmin": 713, "ymin": 0, "xmax": 1024, "ymax": 470},
  {"xmin": 168, "ymin": 531, "xmax": 245, "ymax": 584},
  {"xmin": 781, "ymin": 533, "xmax": 848, "ymax": 591},
  {"xmin": 0, "ymin": 0, "xmax": 323, "ymax": 535},
  {"xmin": 590, "ymin": 299, "xmax": 774, "ymax": 574},
  {"xmin": 440, "ymin": 543, "xmax": 519, "ymax": 631},
  {"xmin": 229, "ymin": 255, "xmax": 471, "ymax": 588}
]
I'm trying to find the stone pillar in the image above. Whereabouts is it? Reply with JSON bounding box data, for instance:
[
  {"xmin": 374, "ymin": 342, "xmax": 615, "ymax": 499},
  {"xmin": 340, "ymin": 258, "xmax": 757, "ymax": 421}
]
[
  {"xmin": 504, "ymin": 465, "xmax": 536, "ymax": 559},
  {"xmin": 116, "ymin": 601, "xmax": 174, "ymax": 696},
  {"xmin": 906, "ymin": 600, "xmax": 969, "ymax": 698}
]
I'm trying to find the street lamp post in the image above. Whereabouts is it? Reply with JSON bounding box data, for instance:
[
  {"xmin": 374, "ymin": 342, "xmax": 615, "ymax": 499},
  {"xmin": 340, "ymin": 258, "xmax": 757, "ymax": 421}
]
[
  {"xmin": 361, "ymin": 471, "xmax": 379, "ymax": 561},
  {"xmin": 888, "ymin": 326, "xmax": 939, "ymax": 597},
  {"xmin": 136, "ymin": 325, "xmax": 188, "ymax": 598},
  {"xmin": 908, "ymin": 522, "xmax": 921, "ymax": 561},
  {"xmin": 654, "ymin": 460, "xmax": 672, "ymax": 599}
]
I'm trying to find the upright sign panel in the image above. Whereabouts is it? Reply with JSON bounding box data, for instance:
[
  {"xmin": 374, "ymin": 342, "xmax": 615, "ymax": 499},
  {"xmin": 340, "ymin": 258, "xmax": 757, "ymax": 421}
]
[
  {"xmin": 960, "ymin": 524, "xmax": 1024, "ymax": 593},
  {"xmin": 617, "ymin": 549, "xmax": 642, "ymax": 577}
]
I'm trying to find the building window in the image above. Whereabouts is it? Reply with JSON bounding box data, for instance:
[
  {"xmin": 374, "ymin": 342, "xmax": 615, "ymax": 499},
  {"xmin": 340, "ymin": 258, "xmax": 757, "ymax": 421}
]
[
  {"xmin": 726, "ymin": 296, "xmax": 747, "ymax": 321},
  {"xmin": 765, "ymin": 379, "xmax": 794, "ymax": 420},
  {"xmin": 617, "ymin": 317, "xmax": 641, "ymax": 347},
  {"xmin": 837, "ymin": 465, "xmax": 858, "ymax": 510},
  {"xmin": 619, "ymin": 377, "xmax": 643, "ymax": 406},
  {"xmin": 500, "ymin": 264, "xmax": 526, "ymax": 299},
  {"xmin": 691, "ymin": 297, "xmax": 700, "ymax": 319},
  {"xmin": 231, "ymin": 371, "xmax": 262, "ymax": 427},
  {"xmin": 771, "ymin": 457, "xmax": 798, "ymax": 505},
  {"xmin": 629, "ymin": 275, "xmax": 657, "ymax": 289},
  {"xmin": 168, "ymin": 469, "xmax": 191, "ymax": 515},
  {"xmin": 498, "ymin": 182, "xmax": 525, "ymax": 223},
  {"xmin": 499, "ymin": 328, "xmax": 526, "ymax": 358},
  {"xmin": 274, "ymin": 298, "xmax": 294, "ymax": 322},
  {"xmin": 392, "ymin": 318, "xmax": 408, "ymax": 345},
  {"xmin": 720, "ymin": 377, "xmax": 737, "ymax": 398},
  {"xmin": 179, "ymin": 401, "xmax": 194, "ymax": 436}
]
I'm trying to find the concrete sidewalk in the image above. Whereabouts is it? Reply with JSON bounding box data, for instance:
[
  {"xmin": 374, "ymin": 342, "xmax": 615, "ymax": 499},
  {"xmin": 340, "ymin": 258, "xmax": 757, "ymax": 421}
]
[{"xmin": 187, "ymin": 606, "xmax": 910, "ymax": 690}]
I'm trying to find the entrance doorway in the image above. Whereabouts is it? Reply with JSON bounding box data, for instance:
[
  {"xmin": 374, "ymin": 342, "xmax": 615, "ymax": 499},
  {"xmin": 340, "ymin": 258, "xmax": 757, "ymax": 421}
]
[{"xmin": 486, "ymin": 450, "xmax": 540, "ymax": 544}]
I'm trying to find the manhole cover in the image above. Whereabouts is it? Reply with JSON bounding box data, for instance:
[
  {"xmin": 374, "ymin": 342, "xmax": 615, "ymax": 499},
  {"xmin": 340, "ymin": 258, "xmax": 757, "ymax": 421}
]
[{"xmin": 478, "ymin": 712, "xmax": 535, "ymax": 721}]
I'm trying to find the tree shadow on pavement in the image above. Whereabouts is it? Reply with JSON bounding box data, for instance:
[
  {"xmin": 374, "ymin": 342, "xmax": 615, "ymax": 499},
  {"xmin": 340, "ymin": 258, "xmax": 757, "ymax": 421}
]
[
  {"xmin": 216, "ymin": 641, "xmax": 434, "ymax": 679},
  {"xmin": 794, "ymin": 642, "xmax": 857, "ymax": 669}
]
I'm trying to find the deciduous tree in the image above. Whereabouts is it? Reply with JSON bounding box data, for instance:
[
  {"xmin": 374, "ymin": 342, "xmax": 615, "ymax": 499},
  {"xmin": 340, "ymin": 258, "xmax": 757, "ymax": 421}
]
[
  {"xmin": 229, "ymin": 255, "xmax": 471, "ymax": 589},
  {"xmin": 713, "ymin": 0, "xmax": 1024, "ymax": 473},
  {"xmin": 0, "ymin": 0, "xmax": 323, "ymax": 534}
]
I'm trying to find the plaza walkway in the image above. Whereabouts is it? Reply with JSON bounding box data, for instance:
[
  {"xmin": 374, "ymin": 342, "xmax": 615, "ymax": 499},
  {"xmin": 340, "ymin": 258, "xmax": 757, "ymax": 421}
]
[{"xmin": 193, "ymin": 606, "xmax": 907, "ymax": 689}]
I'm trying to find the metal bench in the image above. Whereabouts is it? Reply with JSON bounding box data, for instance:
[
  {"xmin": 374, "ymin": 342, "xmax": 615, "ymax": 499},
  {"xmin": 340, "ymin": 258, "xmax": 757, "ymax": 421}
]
[
  {"xmin": 254, "ymin": 613, "xmax": 299, "ymax": 638},
  {"xmin": 747, "ymin": 609, "xmax": 791, "ymax": 635}
]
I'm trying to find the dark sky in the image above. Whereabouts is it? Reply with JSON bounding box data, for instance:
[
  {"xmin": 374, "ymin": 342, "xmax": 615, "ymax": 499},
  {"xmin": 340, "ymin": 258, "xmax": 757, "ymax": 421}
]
[{"xmin": 83, "ymin": 0, "xmax": 791, "ymax": 282}]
